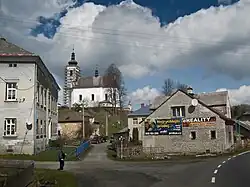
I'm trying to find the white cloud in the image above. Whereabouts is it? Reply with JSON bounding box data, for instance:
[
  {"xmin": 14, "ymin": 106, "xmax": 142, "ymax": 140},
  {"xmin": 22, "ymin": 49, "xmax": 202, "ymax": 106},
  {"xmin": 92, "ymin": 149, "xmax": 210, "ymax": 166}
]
[
  {"xmin": 1, "ymin": 0, "xmax": 250, "ymax": 82},
  {"xmin": 128, "ymin": 86, "xmax": 161, "ymax": 105},
  {"xmin": 129, "ymin": 84, "xmax": 250, "ymax": 108},
  {"xmin": 217, "ymin": 85, "xmax": 250, "ymax": 105}
]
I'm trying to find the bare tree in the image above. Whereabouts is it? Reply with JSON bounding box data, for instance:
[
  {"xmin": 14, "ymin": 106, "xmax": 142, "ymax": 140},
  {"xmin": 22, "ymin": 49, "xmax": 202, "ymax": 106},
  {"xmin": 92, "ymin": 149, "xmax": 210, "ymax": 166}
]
[
  {"xmin": 176, "ymin": 81, "xmax": 188, "ymax": 92},
  {"xmin": 162, "ymin": 78, "xmax": 188, "ymax": 96},
  {"xmin": 105, "ymin": 64, "xmax": 126, "ymax": 114},
  {"xmin": 162, "ymin": 78, "xmax": 175, "ymax": 96}
]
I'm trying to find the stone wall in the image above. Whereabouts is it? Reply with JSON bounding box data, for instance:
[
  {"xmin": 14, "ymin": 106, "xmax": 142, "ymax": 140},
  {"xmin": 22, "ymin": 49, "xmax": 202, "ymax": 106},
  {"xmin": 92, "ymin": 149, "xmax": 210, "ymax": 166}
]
[
  {"xmin": 0, "ymin": 159, "xmax": 34, "ymax": 187},
  {"xmin": 143, "ymin": 91, "xmax": 234, "ymax": 154}
]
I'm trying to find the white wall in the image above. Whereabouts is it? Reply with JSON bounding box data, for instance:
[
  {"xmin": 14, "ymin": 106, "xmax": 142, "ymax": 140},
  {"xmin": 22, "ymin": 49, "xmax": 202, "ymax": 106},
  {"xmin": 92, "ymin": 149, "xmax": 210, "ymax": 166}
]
[
  {"xmin": 128, "ymin": 116, "xmax": 145, "ymax": 141},
  {"xmin": 0, "ymin": 62, "xmax": 36, "ymax": 154},
  {"xmin": 71, "ymin": 87, "xmax": 120, "ymax": 107}
]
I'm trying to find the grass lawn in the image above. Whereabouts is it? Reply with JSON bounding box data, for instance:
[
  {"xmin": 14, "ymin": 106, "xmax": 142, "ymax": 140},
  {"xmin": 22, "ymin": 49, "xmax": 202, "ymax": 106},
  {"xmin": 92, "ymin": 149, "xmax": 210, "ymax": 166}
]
[
  {"xmin": 33, "ymin": 169, "xmax": 78, "ymax": 187},
  {"xmin": 0, "ymin": 147, "xmax": 77, "ymax": 161}
]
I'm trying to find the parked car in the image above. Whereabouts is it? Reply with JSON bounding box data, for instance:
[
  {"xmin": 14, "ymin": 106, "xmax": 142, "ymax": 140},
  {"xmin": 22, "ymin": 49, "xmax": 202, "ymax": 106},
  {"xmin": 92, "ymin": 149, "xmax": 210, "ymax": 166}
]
[{"xmin": 90, "ymin": 135, "xmax": 101, "ymax": 144}]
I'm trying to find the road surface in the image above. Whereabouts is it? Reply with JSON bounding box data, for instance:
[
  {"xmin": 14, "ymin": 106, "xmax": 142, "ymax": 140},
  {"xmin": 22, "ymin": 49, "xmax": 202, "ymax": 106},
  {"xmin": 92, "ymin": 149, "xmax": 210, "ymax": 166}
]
[
  {"xmin": 210, "ymin": 151, "xmax": 250, "ymax": 187},
  {"xmin": 36, "ymin": 144, "xmax": 250, "ymax": 187}
]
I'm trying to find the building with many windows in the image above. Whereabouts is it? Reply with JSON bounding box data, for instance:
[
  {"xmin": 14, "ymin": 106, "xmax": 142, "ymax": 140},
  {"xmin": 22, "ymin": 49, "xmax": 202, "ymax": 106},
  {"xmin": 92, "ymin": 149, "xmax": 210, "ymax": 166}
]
[{"xmin": 0, "ymin": 37, "xmax": 60, "ymax": 154}]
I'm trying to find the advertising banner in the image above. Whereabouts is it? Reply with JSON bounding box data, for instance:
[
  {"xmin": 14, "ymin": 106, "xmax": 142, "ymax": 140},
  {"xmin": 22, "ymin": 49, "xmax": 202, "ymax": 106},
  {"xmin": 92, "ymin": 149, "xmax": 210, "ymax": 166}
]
[
  {"xmin": 182, "ymin": 116, "xmax": 216, "ymax": 127},
  {"xmin": 145, "ymin": 118, "xmax": 182, "ymax": 135}
]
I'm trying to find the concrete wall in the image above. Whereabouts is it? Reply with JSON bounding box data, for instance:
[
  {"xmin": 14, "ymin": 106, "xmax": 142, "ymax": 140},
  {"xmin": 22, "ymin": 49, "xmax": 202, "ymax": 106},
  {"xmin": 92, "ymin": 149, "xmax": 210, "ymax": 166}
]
[
  {"xmin": 142, "ymin": 91, "xmax": 234, "ymax": 154},
  {"xmin": 0, "ymin": 62, "xmax": 36, "ymax": 154}
]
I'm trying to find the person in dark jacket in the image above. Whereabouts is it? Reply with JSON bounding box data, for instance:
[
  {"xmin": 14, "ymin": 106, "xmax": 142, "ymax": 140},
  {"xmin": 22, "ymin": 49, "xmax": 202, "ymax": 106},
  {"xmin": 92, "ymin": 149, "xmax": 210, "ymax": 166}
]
[{"xmin": 58, "ymin": 148, "xmax": 66, "ymax": 170}]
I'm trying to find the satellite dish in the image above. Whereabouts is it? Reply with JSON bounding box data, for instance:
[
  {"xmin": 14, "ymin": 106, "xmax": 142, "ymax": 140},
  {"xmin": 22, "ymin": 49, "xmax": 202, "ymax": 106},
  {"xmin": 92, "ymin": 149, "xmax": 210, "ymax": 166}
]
[{"xmin": 191, "ymin": 99, "xmax": 198, "ymax": 106}]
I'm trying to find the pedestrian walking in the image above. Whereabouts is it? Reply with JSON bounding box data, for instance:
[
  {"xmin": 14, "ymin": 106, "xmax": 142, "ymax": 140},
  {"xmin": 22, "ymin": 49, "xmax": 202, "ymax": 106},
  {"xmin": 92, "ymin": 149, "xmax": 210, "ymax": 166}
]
[{"xmin": 57, "ymin": 148, "xmax": 66, "ymax": 170}]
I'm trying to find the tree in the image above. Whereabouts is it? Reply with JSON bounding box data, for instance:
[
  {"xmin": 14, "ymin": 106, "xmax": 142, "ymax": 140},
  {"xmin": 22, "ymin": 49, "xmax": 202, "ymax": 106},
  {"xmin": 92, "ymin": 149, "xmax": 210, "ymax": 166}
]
[
  {"xmin": 231, "ymin": 104, "xmax": 250, "ymax": 118},
  {"xmin": 162, "ymin": 78, "xmax": 174, "ymax": 96},
  {"xmin": 105, "ymin": 64, "xmax": 127, "ymax": 114},
  {"xmin": 162, "ymin": 78, "xmax": 188, "ymax": 96},
  {"xmin": 72, "ymin": 99, "xmax": 89, "ymax": 112}
]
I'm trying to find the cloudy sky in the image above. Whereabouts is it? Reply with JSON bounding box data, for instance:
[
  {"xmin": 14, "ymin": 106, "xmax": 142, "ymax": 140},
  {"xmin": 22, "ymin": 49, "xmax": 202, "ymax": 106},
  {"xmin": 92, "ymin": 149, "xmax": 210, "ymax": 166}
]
[{"xmin": 1, "ymin": 0, "xmax": 250, "ymax": 108}]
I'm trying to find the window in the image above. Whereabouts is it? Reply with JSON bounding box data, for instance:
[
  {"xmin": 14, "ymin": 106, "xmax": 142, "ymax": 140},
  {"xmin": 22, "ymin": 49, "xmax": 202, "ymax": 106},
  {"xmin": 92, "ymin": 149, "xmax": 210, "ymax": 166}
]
[
  {"xmin": 40, "ymin": 87, "xmax": 43, "ymax": 106},
  {"xmin": 40, "ymin": 120, "xmax": 43, "ymax": 134},
  {"xmin": 4, "ymin": 118, "xmax": 17, "ymax": 136},
  {"xmin": 210, "ymin": 130, "xmax": 216, "ymax": 139},
  {"xmin": 79, "ymin": 94, "xmax": 82, "ymax": 101},
  {"xmin": 13, "ymin": 64, "xmax": 17, "ymax": 67},
  {"xmin": 190, "ymin": 131, "xmax": 196, "ymax": 140},
  {"xmin": 91, "ymin": 94, "xmax": 95, "ymax": 101},
  {"xmin": 36, "ymin": 83, "xmax": 40, "ymax": 104},
  {"xmin": 44, "ymin": 120, "xmax": 46, "ymax": 135},
  {"xmin": 172, "ymin": 106, "xmax": 185, "ymax": 117},
  {"xmin": 6, "ymin": 83, "xmax": 17, "ymax": 101},
  {"xmin": 105, "ymin": 94, "xmax": 108, "ymax": 101},
  {"xmin": 36, "ymin": 119, "xmax": 39, "ymax": 135},
  {"xmin": 133, "ymin": 118, "xmax": 138, "ymax": 124},
  {"xmin": 44, "ymin": 90, "xmax": 47, "ymax": 107},
  {"xmin": 9, "ymin": 64, "xmax": 12, "ymax": 67},
  {"xmin": 70, "ymin": 70, "xmax": 73, "ymax": 76}
]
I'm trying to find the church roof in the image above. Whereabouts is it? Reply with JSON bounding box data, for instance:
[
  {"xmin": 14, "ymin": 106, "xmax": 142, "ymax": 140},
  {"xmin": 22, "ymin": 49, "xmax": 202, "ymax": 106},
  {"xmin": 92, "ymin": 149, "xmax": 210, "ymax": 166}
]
[{"xmin": 74, "ymin": 75, "xmax": 117, "ymax": 88}]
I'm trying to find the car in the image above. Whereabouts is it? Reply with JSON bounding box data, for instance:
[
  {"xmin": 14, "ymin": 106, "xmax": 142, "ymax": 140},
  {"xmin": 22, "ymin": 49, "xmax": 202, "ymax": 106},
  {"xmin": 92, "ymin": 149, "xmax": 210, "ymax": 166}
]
[{"xmin": 90, "ymin": 135, "xmax": 101, "ymax": 144}]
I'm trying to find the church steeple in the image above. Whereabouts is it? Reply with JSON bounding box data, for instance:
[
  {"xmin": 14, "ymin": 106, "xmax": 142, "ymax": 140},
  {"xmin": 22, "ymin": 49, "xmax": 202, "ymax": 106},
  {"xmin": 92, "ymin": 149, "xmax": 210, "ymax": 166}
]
[
  {"xmin": 68, "ymin": 46, "xmax": 77, "ymax": 65},
  {"xmin": 94, "ymin": 65, "xmax": 99, "ymax": 77},
  {"xmin": 71, "ymin": 48, "xmax": 75, "ymax": 61}
]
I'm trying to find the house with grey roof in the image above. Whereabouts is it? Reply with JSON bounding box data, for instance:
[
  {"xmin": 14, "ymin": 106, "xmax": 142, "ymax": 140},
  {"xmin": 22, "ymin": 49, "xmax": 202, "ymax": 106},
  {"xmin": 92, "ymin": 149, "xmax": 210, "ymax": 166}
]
[
  {"xmin": 141, "ymin": 88, "xmax": 235, "ymax": 155},
  {"xmin": 0, "ymin": 37, "xmax": 60, "ymax": 154},
  {"xmin": 127, "ymin": 103, "xmax": 151, "ymax": 141}
]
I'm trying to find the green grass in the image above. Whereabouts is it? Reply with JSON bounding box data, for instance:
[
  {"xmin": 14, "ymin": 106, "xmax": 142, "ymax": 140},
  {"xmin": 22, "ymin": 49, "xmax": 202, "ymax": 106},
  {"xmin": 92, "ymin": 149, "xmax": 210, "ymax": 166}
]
[
  {"xmin": 33, "ymin": 169, "xmax": 78, "ymax": 187},
  {"xmin": 0, "ymin": 147, "xmax": 77, "ymax": 161}
]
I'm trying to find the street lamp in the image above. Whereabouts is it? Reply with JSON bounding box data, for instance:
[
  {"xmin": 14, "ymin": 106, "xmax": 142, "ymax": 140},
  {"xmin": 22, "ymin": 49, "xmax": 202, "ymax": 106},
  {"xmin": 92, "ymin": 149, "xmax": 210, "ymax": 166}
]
[{"xmin": 119, "ymin": 135, "xmax": 125, "ymax": 159}]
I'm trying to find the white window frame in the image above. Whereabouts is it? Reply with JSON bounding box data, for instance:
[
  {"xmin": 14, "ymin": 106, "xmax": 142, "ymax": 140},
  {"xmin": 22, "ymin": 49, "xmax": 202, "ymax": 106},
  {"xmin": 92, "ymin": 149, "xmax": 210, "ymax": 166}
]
[
  {"xmin": 4, "ymin": 118, "xmax": 17, "ymax": 136},
  {"xmin": 6, "ymin": 82, "xmax": 17, "ymax": 101},
  {"xmin": 44, "ymin": 89, "xmax": 47, "ymax": 107},
  {"xmin": 133, "ymin": 118, "xmax": 138, "ymax": 125},
  {"xmin": 40, "ymin": 86, "xmax": 43, "ymax": 106},
  {"xmin": 79, "ymin": 94, "xmax": 82, "ymax": 101},
  {"xmin": 172, "ymin": 106, "xmax": 185, "ymax": 117}
]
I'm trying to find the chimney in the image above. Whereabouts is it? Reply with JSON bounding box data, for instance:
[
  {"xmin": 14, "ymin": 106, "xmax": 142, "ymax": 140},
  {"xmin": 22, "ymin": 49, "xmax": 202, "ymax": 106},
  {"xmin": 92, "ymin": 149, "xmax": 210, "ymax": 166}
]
[
  {"xmin": 141, "ymin": 103, "xmax": 144, "ymax": 108},
  {"xmin": 187, "ymin": 86, "xmax": 194, "ymax": 95}
]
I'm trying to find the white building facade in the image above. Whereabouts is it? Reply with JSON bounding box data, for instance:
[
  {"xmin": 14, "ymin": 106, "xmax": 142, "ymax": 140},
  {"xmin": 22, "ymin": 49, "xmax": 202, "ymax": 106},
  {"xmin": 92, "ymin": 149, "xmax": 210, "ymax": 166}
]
[
  {"xmin": 0, "ymin": 37, "xmax": 60, "ymax": 154},
  {"xmin": 71, "ymin": 87, "xmax": 119, "ymax": 107}
]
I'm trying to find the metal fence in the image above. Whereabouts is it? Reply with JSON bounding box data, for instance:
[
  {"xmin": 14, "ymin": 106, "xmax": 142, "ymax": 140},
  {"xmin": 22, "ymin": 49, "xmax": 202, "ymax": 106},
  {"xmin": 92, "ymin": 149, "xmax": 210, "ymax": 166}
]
[{"xmin": 75, "ymin": 140, "xmax": 91, "ymax": 158}]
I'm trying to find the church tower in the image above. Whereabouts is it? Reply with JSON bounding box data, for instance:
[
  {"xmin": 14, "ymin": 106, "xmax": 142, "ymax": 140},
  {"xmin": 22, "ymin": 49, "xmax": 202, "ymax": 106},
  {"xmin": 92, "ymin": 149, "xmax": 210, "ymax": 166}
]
[{"xmin": 63, "ymin": 48, "xmax": 81, "ymax": 107}]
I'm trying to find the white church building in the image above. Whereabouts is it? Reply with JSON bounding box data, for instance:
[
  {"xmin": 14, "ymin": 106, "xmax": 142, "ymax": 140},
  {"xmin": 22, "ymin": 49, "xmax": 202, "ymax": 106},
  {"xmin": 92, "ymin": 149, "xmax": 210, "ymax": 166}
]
[{"xmin": 63, "ymin": 50, "xmax": 120, "ymax": 108}]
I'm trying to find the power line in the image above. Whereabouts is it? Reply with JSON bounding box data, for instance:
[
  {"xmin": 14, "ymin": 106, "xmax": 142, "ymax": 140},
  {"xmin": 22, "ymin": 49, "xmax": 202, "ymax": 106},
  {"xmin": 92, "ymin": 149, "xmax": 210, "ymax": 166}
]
[
  {"xmin": 0, "ymin": 77, "xmax": 35, "ymax": 90},
  {"xmin": 1, "ymin": 14, "xmax": 250, "ymax": 51}
]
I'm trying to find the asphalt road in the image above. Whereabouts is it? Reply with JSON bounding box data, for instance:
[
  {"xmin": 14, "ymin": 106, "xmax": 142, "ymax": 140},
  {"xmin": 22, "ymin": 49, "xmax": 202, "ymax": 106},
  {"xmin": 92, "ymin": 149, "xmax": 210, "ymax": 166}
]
[
  {"xmin": 74, "ymin": 157, "xmax": 227, "ymax": 187},
  {"xmin": 37, "ymin": 144, "xmax": 250, "ymax": 187},
  {"xmin": 211, "ymin": 151, "xmax": 250, "ymax": 187}
]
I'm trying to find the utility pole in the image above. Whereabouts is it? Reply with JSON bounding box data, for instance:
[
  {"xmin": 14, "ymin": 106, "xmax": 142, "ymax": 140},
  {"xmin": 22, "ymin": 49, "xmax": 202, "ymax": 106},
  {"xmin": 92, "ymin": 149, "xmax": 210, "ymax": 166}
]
[
  {"xmin": 105, "ymin": 110, "xmax": 108, "ymax": 137},
  {"xmin": 82, "ymin": 104, "xmax": 85, "ymax": 140}
]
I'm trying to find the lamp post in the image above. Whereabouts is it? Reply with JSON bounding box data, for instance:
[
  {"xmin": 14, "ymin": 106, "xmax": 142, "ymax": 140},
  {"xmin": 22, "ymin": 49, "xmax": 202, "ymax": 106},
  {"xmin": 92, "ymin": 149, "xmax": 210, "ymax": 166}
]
[{"xmin": 119, "ymin": 135, "xmax": 124, "ymax": 159}]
